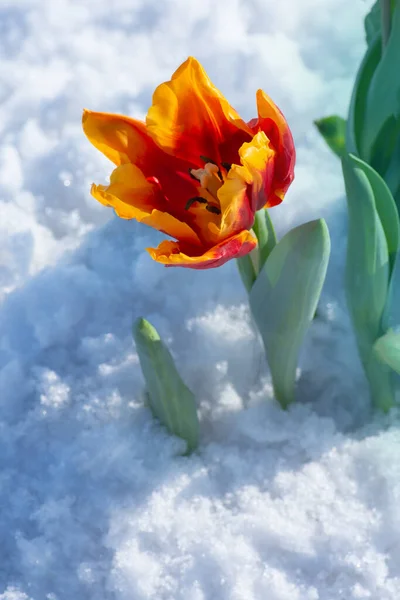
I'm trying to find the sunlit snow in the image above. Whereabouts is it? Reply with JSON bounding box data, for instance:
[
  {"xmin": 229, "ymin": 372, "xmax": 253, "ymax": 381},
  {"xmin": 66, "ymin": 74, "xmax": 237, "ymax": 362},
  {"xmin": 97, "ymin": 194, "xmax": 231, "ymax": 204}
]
[{"xmin": 4, "ymin": 1, "xmax": 400, "ymax": 599}]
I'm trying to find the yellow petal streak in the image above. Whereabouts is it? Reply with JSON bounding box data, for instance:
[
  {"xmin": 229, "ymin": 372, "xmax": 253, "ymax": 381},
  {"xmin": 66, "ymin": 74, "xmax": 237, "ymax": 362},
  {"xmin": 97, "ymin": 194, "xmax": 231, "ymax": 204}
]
[
  {"xmin": 216, "ymin": 131, "xmax": 275, "ymax": 237},
  {"xmin": 239, "ymin": 131, "xmax": 275, "ymax": 208},
  {"xmin": 239, "ymin": 131, "xmax": 275, "ymax": 187}
]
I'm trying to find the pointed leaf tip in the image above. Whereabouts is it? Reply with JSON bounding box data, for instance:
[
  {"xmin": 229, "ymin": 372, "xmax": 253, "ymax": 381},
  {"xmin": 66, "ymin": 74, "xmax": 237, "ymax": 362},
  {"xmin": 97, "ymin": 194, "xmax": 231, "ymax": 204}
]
[
  {"xmin": 314, "ymin": 115, "xmax": 346, "ymax": 158},
  {"xmin": 133, "ymin": 317, "xmax": 199, "ymax": 453},
  {"xmin": 133, "ymin": 317, "xmax": 160, "ymax": 342}
]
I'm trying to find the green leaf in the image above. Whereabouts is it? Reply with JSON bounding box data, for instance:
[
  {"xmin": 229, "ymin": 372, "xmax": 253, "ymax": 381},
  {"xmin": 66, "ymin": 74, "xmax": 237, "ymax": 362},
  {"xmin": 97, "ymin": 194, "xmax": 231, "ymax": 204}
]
[
  {"xmin": 342, "ymin": 153, "xmax": 394, "ymax": 410},
  {"xmin": 249, "ymin": 219, "xmax": 330, "ymax": 409},
  {"xmin": 237, "ymin": 209, "xmax": 277, "ymax": 291},
  {"xmin": 314, "ymin": 115, "xmax": 346, "ymax": 158},
  {"xmin": 364, "ymin": 0, "xmax": 381, "ymax": 46},
  {"xmin": 365, "ymin": 0, "xmax": 397, "ymax": 46},
  {"xmin": 383, "ymin": 125, "xmax": 400, "ymax": 206},
  {"xmin": 252, "ymin": 208, "xmax": 277, "ymax": 270},
  {"xmin": 237, "ymin": 253, "xmax": 257, "ymax": 293},
  {"xmin": 370, "ymin": 113, "xmax": 400, "ymax": 178},
  {"xmin": 346, "ymin": 155, "xmax": 400, "ymax": 271},
  {"xmin": 346, "ymin": 36, "xmax": 381, "ymax": 156},
  {"xmin": 384, "ymin": 248, "xmax": 400, "ymax": 330},
  {"xmin": 363, "ymin": 3, "xmax": 400, "ymax": 156},
  {"xmin": 133, "ymin": 318, "xmax": 199, "ymax": 453},
  {"xmin": 364, "ymin": 0, "xmax": 397, "ymax": 46},
  {"xmin": 374, "ymin": 329, "xmax": 400, "ymax": 374}
]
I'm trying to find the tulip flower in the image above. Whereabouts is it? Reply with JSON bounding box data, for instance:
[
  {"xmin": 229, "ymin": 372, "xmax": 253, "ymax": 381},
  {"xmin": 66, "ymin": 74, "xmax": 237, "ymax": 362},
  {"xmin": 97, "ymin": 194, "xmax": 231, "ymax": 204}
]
[{"xmin": 83, "ymin": 57, "xmax": 295, "ymax": 269}]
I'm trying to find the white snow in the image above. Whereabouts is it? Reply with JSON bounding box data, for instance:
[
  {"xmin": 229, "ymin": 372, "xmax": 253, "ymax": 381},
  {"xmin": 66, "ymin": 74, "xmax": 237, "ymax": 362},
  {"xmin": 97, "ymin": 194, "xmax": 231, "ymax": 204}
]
[{"xmin": 3, "ymin": 0, "xmax": 400, "ymax": 598}]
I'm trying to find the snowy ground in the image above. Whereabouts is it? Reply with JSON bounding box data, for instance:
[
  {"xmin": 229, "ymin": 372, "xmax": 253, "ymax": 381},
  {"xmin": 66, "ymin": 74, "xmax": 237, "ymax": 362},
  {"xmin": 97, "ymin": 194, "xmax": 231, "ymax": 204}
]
[{"xmin": 3, "ymin": 0, "xmax": 400, "ymax": 599}]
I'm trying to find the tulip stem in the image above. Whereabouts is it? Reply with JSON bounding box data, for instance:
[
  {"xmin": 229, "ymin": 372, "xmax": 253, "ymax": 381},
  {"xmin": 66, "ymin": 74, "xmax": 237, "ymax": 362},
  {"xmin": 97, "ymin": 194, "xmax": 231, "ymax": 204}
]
[
  {"xmin": 237, "ymin": 255, "xmax": 257, "ymax": 292},
  {"xmin": 249, "ymin": 246, "xmax": 260, "ymax": 276},
  {"xmin": 381, "ymin": 0, "xmax": 391, "ymax": 51}
]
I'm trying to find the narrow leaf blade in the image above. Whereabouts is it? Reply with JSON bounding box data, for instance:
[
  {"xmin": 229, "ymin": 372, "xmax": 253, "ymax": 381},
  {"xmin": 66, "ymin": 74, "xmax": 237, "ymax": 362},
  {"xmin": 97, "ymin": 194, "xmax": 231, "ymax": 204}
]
[
  {"xmin": 253, "ymin": 208, "xmax": 277, "ymax": 270},
  {"xmin": 346, "ymin": 154, "xmax": 400, "ymax": 269},
  {"xmin": 383, "ymin": 126, "xmax": 400, "ymax": 208},
  {"xmin": 363, "ymin": 3, "xmax": 400, "ymax": 155},
  {"xmin": 346, "ymin": 37, "xmax": 381, "ymax": 156},
  {"xmin": 374, "ymin": 329, "xmax": 400, "ymax": 375},
  {"xmin": 342, "ymin": 154, "xmax": 390, "ymax": 336},
  {"xmin": 364, "ymin": 0, "xmax": 380, "ymax": 46},
  {"xmin": 236, "ymin": 253, "xmax": 256, "ymax": 293},
  {"xmin": 249, "ymin": 219, "xmax": 330, "ymax": 408},
  {"xmin": 370, "ymin": 114, "xmax": 400, "ymax": 178},
  {"xmin": 342, "ymin": 154, "xmax": 394, "ymax": 410},
  {"xmin": 133, "ymin": 318, "xmax": 199, "ymax": 453},
  {"xmin": 384, "ymin": 250, "xmax": 400, "ymax": 329}
]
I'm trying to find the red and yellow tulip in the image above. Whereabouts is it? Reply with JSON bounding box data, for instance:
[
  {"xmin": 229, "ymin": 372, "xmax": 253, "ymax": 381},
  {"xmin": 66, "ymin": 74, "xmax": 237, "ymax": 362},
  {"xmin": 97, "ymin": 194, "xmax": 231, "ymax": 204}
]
[{"xmin": 83, "ymin": 57, "xmax": 295, "ymax": 269}]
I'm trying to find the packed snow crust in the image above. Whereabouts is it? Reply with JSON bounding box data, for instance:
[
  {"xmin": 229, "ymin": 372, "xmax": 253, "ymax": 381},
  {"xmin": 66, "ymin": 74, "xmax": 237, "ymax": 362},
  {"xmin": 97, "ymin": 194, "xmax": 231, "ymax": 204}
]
[{"xmin": 3, "ymin": 0, "xmax": 400, "ymax": 599}]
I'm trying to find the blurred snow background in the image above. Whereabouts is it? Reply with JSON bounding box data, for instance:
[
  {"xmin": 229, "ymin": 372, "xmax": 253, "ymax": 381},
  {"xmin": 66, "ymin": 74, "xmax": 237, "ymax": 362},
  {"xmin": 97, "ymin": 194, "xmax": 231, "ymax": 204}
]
[{"xmin": 3, "ymin": 0, "xmax": 400, "ymax": 599}]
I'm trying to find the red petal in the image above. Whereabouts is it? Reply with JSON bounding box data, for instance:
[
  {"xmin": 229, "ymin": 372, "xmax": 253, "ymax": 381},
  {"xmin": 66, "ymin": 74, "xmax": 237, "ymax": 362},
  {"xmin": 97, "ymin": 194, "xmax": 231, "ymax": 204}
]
[
  {"xmin": 248, "ymin": 90, "xmax": 295, "ymax": 207},
  {"xmin": 147, "ymin": 230, "xmax": 257, "ymax": 269}
]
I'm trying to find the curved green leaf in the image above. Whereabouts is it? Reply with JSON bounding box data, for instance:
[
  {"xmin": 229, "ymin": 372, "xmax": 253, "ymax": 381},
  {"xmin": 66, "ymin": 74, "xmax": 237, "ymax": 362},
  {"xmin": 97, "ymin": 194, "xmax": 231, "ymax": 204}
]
[
  {"xmin": 364, "ymin": 4, "xmax": 400, "ymax": 156},
  {"xmin": 346, "ymin": 36, "xmax": 381, "ymax": 156},
  {"xmin": 314, "ymin": 115, "xmax": 346, "ymax": 158},
  {"xmin": 383, "ymin": 125, "xmax": 400, "ymax": 207},
  {"xmin": 374, "ymin": 329, "xmax": 400, "ymax": 374},
  {"xmin": 364, "ymin": 0, "xmax": 381, "ymax": 46},
  {"xmin": 237, "ymin": 253, "xmax": 257, "ymax": 293},
  {"xmin": 364, "ymin": 0, "xmax": 396, "ymax": 46},
  {"xmin": 346, "ymin": 155, "xmax": 400, "ymax": 270},
  {"xmin": 249, "ymin": 219, "xmax": 330, "ymax": 408},
  {"xmin": 342, "ymin": 154, "xmax": 394, "ymax": 410},
  {"xmin": 252, "ymin": 208, "xmax": 277, "ymax": 270},
  {"xmin": 384, "ymin": 249, "xmax": 400, "ymax": 330},
  {"xmin": 370, "ymin": 114, "xmax": 400, "ymax": 179},
  {"xmin": 133, "ymin": 318, "xmax": 199, "ymax": 453},
  {"xmin": 237, "ymin": 209, "xmax": 277, "ymax": 291}
]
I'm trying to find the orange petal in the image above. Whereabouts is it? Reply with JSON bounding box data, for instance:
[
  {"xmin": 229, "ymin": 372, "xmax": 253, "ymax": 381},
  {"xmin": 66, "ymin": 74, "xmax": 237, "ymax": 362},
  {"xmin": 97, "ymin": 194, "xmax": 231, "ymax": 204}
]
[
  {"xmin": 91, "ymin": 164, "xmax": 201, "ymax": 245},
  {"xmin": 147, "ymin": 230, "xmax": 257, "ymax": 269},
  {"xmin": 83, "ymin": 109, "xmax": 151, "ymax": 166},
  {"xmin": 146, "ymin": 57, "xmax": 252, "ymax": 166},
  {"xmin": 250, "ymin": 90, "xmax": 295, "ymax": 207},
  {"xmin": 83, "ymin": 109, "xmax": 200, "ymax": 216}
]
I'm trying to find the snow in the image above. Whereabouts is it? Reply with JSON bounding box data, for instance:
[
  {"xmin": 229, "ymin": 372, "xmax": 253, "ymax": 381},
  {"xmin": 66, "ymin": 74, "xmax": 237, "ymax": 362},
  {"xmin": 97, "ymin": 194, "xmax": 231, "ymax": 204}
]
[{"xmin": 3, "ymin": 0, "xmax": 400, "ymax": 598}]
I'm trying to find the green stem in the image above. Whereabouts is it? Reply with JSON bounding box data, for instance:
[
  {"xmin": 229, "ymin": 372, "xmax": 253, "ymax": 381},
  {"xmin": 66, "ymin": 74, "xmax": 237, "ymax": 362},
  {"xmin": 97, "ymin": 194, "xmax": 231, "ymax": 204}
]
[
  {"xmin": 357, "ymin": 333, "xmax": 395, "ymax": 412},
  {"xmin": 364, "ymin": 352, "xmax": 395, "ymax": 412},
  {"xmin": 381, "ymin": 0, "xmax": 392, "ymax": 51},
  {"xmin": 236, "ymin": 254, "xmax": 256, "ymax": 293},
  {"xmin": 249, "ymin": 245, "xmax": 260, "ymax": 277}
]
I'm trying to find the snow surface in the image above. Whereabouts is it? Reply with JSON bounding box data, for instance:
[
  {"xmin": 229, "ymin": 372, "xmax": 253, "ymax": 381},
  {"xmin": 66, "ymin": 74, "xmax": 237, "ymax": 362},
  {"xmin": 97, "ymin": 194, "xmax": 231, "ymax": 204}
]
[{"xmin": 3, "ymin": 0, "xmax": 400, "ymax": 598}]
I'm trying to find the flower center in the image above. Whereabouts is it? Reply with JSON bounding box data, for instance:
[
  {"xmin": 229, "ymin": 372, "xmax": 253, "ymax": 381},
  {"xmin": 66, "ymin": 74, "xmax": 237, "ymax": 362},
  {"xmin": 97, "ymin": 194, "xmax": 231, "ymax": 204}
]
[
  {"xmin": 191, "ymin": 162, "xmax": 221, "ymax": 198},
  {"xmin": 185, "ymin": 156, "xmax": 232, "ymax": 215}
]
